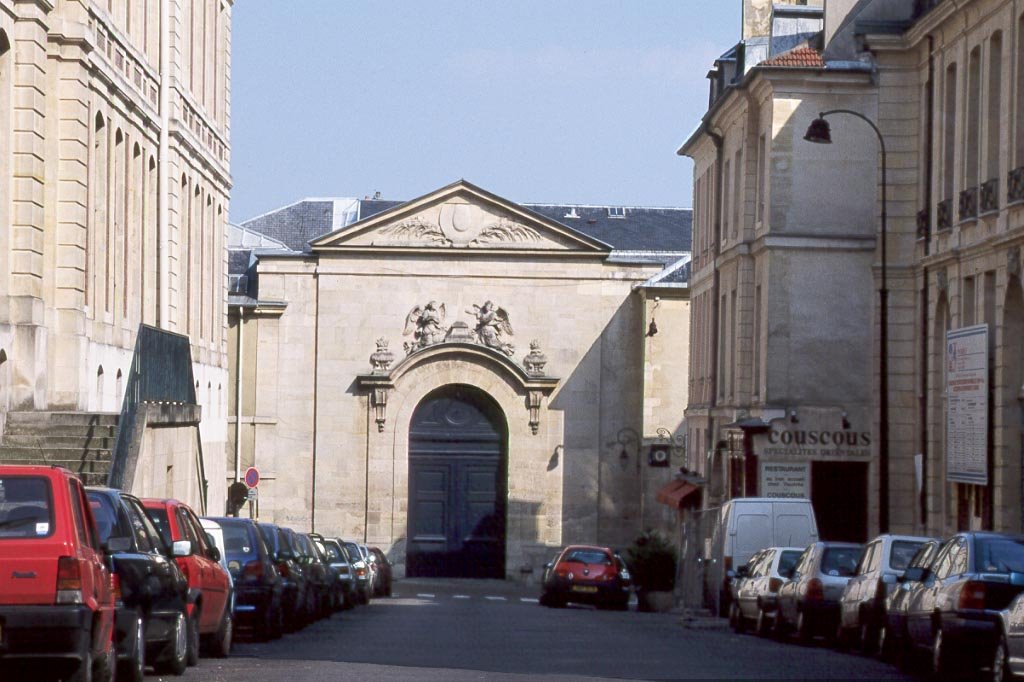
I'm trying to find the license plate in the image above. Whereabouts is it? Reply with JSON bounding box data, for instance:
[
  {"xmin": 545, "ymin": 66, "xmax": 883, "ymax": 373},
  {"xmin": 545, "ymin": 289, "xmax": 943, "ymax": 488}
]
[{"xmin": 571, "ymin": 585, "xmax": 597, "ymax": 593}]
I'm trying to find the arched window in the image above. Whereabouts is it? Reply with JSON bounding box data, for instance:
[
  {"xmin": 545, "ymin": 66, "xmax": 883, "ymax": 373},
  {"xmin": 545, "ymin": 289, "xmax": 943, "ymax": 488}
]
[
  {"xmin": 115, "ymin": 369, "xmax": 124, "ymax": 408},
  {"xmin": 96, "ymin": 366, "xmax": 105, "ymax": 412},
  {"xmin": 91, "ymin": 112, "xmax": 108, "ymax": 312},
  {"xmin": 986, "ymin": 32, "xmax": 1003, "ymax": 187},
  {"xmin": 112, "ymin": 129, "xmax": 125, "ymax": 313}
]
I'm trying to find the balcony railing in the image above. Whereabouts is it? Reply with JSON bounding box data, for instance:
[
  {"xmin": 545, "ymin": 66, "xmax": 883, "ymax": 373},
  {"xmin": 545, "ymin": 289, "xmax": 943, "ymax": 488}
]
[
  {"xmin": 916, "ymin": 208, "xmax": 930, "ymax": 240},
  {"xmin": 937, "ymin": 198, "xmax": 953, "ymax": 230},
  {"xmin": 1010, "ymin": 166, "xmax": 1024, "ymax": 204},
  {"xmin": 980, "ymin": 178, "xmax": 999, "ymax": 214},
  {"xmin": 959, "ymin": 187, "xmax": 978, "ymax": 221}
]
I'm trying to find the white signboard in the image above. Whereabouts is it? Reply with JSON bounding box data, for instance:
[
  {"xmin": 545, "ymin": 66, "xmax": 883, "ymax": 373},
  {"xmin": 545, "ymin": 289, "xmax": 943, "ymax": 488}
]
[
  {"xmin": 946, "ymin": 325, "xmax": 988, "ymax": 485},
  {"xmin": 760, "ymin": 462, "xmax": 810, "ymax": 499}
]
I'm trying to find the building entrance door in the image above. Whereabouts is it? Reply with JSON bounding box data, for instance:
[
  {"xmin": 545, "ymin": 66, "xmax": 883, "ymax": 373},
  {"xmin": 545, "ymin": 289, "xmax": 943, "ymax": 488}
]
[
  {"xmin": 407, "ymin": 385, "xmax": 507, "ymax": 578},
  {"xmin": 811, "ymin": 461, "xmax": 868, "ymax": 542}
]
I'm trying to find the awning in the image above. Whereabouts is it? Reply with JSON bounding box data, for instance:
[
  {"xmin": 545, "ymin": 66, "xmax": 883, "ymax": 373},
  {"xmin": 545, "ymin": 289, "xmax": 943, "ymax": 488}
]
[{"xmin": 655, "ymin": 479, "xmax": 701, "ymax": 509}]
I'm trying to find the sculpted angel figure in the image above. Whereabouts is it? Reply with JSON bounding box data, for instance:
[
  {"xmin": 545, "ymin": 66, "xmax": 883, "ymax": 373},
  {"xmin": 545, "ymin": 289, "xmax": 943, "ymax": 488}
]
[
  {"xmin": 467, "ymin": 301, "xmax": 515, "ymax": 356},
  {"xmin": 403, "ymin": 301, "xmax": 447, "ymax": 352}
]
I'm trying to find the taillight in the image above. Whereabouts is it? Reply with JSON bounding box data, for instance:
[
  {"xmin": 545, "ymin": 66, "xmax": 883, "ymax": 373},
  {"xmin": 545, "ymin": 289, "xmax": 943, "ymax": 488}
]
[
  {"xmin": 111, "ymin": 573, "xmax": 123, "ymax": 604},
  {"xmin": 56, "ymin": 556, "xmax": 83, "ymax": 604},
  {"xmin": 242, "ymin": 560, "xmax": 263, "ymax": 583},
  {"xmin": 277, "ymin": 562, "xmax": 290, "ymax": 578},
  {"xmin": 960, "ymin": 581, "xmax": 987, "ymax": 610},
  {"xmin": 769, "ymin": 577, "xmax": 782, "ymax": 593},
  {"xmin": 806, "ymin": 578, "xmax": 824, "ymax": 602},
  {"xmin": 355, "ymin": 565, "xmax": 367, "ymax": 577}
]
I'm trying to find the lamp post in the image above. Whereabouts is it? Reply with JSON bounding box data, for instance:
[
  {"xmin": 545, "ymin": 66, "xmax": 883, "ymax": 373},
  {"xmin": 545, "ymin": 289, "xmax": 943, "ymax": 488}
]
[{"xmin": 804, "ymin": 109, "xmax": 890, "ymax": 534}]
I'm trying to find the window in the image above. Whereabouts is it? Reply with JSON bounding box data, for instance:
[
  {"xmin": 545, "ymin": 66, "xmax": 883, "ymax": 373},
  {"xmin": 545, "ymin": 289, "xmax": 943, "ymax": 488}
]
[
  {"xmin": 0, "ymin": 476, "xmax": 53, "ymax": 539},
  {"xmin": 124, "ymin": 498, "xmax": 157, "ymax": 553},
  {"xmin": 607, "ymin": 206, "xmax": 626, "ymax": 219},
  {"xmin": 986, "ymin": 32, "xmax": 1002, "ymax": 183},
  {"xmin": 821, "ymin": 547, "xmax": 861, "ymax": 577},
  {"xmin": 1017, "ymin": 14, "xmax": 1024, "ymax": 168},
  {"xmin": 943, "ymin": 63, "xmax": 957, "ymax": 202},
  {"xmin": 756, "ymin": 134, "xmax": 767, "ymax": 223},
  {"xmin": 732, "ymin": 149, "xmax": 742, "ymax": 239},
  {"xmin": 966, "ymin": 47, "xmax": 982, "ymax": 189},
  {"xmin": 890, "ymin": 540, "xmax": 926, "ymax": 570}
]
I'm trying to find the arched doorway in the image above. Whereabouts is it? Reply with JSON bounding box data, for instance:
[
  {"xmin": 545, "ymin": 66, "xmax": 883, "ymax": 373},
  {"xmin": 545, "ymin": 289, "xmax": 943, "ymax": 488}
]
[{"xmin": 406, "ymin": 384, "xmax": 507, "ymax": 578}]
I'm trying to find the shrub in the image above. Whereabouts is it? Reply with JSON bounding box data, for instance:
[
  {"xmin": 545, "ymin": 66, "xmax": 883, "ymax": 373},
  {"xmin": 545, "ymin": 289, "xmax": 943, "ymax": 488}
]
[{"xmin": 625, "ymin": 530, "xmax": 677, "ymax": 592}]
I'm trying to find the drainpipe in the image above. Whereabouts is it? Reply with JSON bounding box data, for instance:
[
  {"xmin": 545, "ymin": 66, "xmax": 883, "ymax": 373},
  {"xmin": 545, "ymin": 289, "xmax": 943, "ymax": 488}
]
[
  {"xmin": 233, "ymin": 309, "xmax": 243, "ymax": 483},
  {"xmin": 708, "ymin": 129, "xmax": 724, "ymax": 499},
  {"xmin": 157, "ymin": 0, "xmax": 170, "ymax": 328},
  {"xmin": 311, "ymin": 270, "xmax": 320, "ymax": 533},
  {"xmin": 919, "ymin": 35, "xmax": 935, "ymax": 530}
]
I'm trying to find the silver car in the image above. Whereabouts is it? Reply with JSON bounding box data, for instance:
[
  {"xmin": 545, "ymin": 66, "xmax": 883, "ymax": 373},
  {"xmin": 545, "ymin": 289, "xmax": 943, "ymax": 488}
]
[
  {"xmin": 730, "ymin": 546, "xmax": 803, "ymax": 635},
  {"xmin": 776, "ymin": 541, "xmax": 862, "ymax": 642}
]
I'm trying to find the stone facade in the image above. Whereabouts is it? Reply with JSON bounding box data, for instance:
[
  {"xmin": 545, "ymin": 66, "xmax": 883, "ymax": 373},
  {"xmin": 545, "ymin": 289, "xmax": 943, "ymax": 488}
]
[
  {"xmin": 0, "ymin": 0, "xmax": 231, "ymax": 511},
  {"xmin": 228, "ymin": 181, "xmax": 691, "ymax": 579}
]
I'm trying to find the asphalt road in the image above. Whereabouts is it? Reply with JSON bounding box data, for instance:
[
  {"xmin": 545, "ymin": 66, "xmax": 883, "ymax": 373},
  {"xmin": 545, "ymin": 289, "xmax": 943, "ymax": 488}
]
[{"xmin": 161, "ymin": 579, "xmax": 912, "ymax": 681}]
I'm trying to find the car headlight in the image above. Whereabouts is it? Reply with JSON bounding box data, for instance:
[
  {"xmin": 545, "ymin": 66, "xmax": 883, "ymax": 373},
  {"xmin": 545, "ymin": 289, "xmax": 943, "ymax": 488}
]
[{"xmin": 620, "ymin": 570, "xmax": 630, "ymax": 580}]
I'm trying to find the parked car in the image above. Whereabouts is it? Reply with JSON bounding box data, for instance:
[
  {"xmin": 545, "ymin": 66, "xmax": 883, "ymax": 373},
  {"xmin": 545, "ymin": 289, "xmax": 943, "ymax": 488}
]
[
  {"xmin": 358, "ymin": 543, "xmax": 379, "ymax": 597},
  {"xmin": 993, "ymin": 586, "xmax": 1024, "ymax": 681},
  {"xmin": 728, "ymin": 546, "xmax": 803, "ymax": 635},
  {"xmin": 207, "ymin": 516, "xmax": 284, "ymax": 640},
  {"xmin": 837, "ymin": 533, "xmax": 932, "ymax": 652},
  {"xmin": 540, "ymin": 544, "xmax": 631, "ymax": 610},
  {"xmin": 706, "ymin": 497, "xmax": 819, "ymax": 616},
  {"xmin": 310, "ymin": 533, "xmax": 347, "ymax": 611},
  {"xmin": 879, "ymin": 538, "xmax": 941, "ymax": 664},
  {"xmin": 369, "ymin": 546, "xmax": 393, "ymax": 597},
  {"xmin": 258, "ymin": 522, "xmax": 311, "ymax": 630},
  {"xmin": 322, "ymin": 537, "xmax": 357, "ymax": 608},
  {"xmin": 342, "ymin": 539, "xmax": 372, "ymax": 604},
  {"xmin": 198, "ymin": 518, "xmax": 235, "ymax": 619},
  {"xmin": 776, "ymin": 541, "xmax": 862, "ymax": 643},
  {"xmin": 297, "ymin": 532, "xmax": 334, "ymax": 618},
  {"xmin": 86, "ymin": 486, "xmax": 191, "ymax": 679},
  {"xmin": 903, "ymin": 532, "xmax": 1024, "ymax": 676},
  {"xmin": 0, "ymin": 466, "xmax": 117, "ymax": 682},
  {"xmin": 142, "ymin": 498, "xmax": 234, "ymax": 660}
]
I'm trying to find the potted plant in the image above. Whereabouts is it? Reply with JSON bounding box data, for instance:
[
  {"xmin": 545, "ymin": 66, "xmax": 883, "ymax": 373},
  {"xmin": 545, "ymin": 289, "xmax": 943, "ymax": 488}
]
[{"xmin": 625, "ymin": 530, "xmax": 677, "ymax": 612}]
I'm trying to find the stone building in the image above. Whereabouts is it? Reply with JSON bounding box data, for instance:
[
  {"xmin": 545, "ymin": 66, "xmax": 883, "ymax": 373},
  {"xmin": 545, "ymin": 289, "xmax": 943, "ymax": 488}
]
[
  {"xmin": 679, "ymin": 0, "xmax": 887, "ymax": 543},
  {"xmin": 858, "ymin": 0, "xmax": 1024, "ymax": 536},
  {"xmin": 227, "ymin": 180, "xmax": 691, "ymax": 579},
  {"xmin": 0, "ymin": 1, "xmax": 232, "ymax": 510}
]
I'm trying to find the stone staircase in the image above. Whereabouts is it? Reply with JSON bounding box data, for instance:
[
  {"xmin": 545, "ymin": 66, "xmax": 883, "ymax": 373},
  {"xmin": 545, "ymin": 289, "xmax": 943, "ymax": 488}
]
[{"xmin": 0, "ymin": 411, "xmax": 120, "ymax": 486}]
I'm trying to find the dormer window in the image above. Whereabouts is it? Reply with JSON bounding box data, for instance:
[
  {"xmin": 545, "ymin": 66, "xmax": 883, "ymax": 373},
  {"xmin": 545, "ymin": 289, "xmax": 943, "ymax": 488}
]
[
  {"xmin": 563, "ymin": 207, "xmax": 580, "ymax": 219},
  {"xmin": 607, "ymin": 207, "xmax": 626, "ymax": 219}
]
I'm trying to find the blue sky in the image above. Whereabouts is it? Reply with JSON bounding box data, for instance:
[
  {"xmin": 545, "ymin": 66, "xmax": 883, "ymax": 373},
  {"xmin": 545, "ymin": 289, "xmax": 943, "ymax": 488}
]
[{"xmin": 230, "ymin": 1, "xmax": 741, "ymax": 221}]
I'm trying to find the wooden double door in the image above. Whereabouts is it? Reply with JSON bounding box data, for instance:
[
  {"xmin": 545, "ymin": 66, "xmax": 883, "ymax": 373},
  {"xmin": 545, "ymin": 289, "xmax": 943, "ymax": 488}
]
[{"xmin": 406, "ymin": 387, "xmax": 507, "ymax": 579}]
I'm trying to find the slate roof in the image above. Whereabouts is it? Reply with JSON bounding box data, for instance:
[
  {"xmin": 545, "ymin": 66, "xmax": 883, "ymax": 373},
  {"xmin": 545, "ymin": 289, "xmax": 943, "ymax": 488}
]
[
  {"xmin": 525, "ymin": 204, "xmax": 690, "ymax": 253},
  {"xmin": 241, "ymin": 199, "xmax": 334, "ymax": 252}
]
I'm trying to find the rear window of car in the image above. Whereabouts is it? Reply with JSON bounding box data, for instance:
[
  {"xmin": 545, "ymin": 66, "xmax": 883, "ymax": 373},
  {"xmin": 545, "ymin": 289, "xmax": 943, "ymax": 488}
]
[
  {"xmin": 146, "ymin": 507, "xmax": 173, "ymax": 546},
  {"xmin": 889, "ymin": 540, "xmax": 925, "ymax": 570},
  {"xmin": 258, "ymin": 525, "xmax": 280, "ymax": 554},
  {"xmin": 321, "ymin": 541, "xmax": 342, "ymax": 562},
  {"xmin": 221, "ymin": 522, "xmax": 259, "ymax": 561},
  {"xmin": 0, "ymin": 476, "xmax": 53, "ymax": 539},
  {"xmin": 821, "ymin": 547, "xmax": 861, "ymax": 577},
  {"xmin": 778, "ymin": 550, "xmax": 802, "ymax": 576},
  {"xmin": 976, "ymin": 537, "xmax": 1024, "ymax": 573},
  {"xmin": 563, "ymin": 549, "xmax": 612, "ymax": 565},
  {"xmin": 344, "ymin": 542, "xmax": 362, "ymax": 561}
]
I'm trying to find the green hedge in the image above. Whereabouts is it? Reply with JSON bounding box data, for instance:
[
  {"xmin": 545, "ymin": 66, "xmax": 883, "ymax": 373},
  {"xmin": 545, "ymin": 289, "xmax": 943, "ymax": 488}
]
[{"xmin": 625, "ymin": 530, "xmax": 676, "ymax": 592}]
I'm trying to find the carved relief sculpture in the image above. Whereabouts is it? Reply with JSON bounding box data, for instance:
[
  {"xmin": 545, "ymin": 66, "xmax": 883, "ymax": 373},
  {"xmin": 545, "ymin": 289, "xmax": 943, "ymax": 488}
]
[
  {"xmin": 370, "ymin": 337, "xmax": 395, "ymax": 373},
  {"xmin": 403, "ymin": 301, "xmax": 448, "ymax": 353},
  {"xmin": 523, "ymin": 340, "xmax": 548, "ymax": 377},
  {"xmin": 467, "ymin": 301, "xmax": 514, "ymax": 356}
]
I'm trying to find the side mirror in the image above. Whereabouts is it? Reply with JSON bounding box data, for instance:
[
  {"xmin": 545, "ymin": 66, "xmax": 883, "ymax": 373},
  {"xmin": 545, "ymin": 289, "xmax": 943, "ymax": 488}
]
[
  {"xmin": 208, "ymin": 546, "xmax": 222, "ymax": 562},
  {"xmin": 737, "ymin": 566, "xmax": 749, "ymax": 577},
  {"xmin": 172, "ymin": 540, "xmax": 193, "ymax": 558},
  {"xmin": 104, "ymin": 536, "xmax": 132, "ymax": 554},
  {"xmin": 1011, "ymin": 572, "xmax": 1024, "ymax": 587}
]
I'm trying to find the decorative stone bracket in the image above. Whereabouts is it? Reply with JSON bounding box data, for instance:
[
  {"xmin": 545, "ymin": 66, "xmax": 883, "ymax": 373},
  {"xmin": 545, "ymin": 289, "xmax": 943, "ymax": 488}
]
[{"xmin": 355, "ymin": 341, "xmax": 559, "ymax": 434}]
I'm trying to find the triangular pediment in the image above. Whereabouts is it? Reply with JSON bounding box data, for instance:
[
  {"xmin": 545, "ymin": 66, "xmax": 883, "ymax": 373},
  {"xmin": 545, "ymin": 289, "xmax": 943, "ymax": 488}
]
[{"xmin": 310, "ymin": 180, "xmax": 611, "ymax": 253}]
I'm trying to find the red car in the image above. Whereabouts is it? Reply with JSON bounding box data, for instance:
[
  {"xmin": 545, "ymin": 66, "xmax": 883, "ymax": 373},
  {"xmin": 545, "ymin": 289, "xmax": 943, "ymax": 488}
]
[
  {"xmin": 0, "ymin": 465, "xmax": 117, "ymax": 681},
  {"xmin": 142, "ymin": 498, "xmax": 233, "ymax": 661},
  {"xmin": 540, "ymin": 544, "xmax": 632, "ymax": 610}
]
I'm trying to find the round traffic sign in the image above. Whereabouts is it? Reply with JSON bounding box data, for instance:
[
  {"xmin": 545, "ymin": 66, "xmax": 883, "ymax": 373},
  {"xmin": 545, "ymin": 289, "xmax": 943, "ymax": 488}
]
[{"xmin": 243, "ymin": 467, "xmax": 260, "ymax": 489}]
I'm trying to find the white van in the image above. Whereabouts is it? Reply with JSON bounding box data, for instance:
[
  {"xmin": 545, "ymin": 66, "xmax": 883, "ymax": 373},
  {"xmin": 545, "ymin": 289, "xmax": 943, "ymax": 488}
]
[{"xmin": 703, "ymin": 497, "xmax": 819, "ymax": 616}]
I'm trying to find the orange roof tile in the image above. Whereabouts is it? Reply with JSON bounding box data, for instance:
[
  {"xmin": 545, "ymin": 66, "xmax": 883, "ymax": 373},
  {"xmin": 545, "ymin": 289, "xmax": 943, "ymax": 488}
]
[{"xmin": 760, "ymin": 46, "xmax": 825, "ymax": 68}]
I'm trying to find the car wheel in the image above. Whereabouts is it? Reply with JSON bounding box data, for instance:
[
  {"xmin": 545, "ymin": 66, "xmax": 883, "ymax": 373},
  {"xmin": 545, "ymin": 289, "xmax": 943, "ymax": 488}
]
[
  {"xmin": 118, "ymin": 611, "xmax": 145, "ymax": 682},
  {"xmin": 155, "ymin": 610, "xmax": 188, "ymax": 676},
  {"xmin": 877, "ymin": 624, "xmax": 892, "ymax": 663},
  {"xmin": 992, "ymin": 632, "xmax": 1010, "ymax": 682},
  {"xmin": 731, "ymin": 603, "xmax": 746, "ymax": 634},
  {"xmin": 796, "ymin": 611, "xmax": 814, "ymax": 645},
  {"xmin": 94, "ymin": 640, "xmax": 115, "ymax": 682},
  {"xmin": 860, "ymin": 619, "xmax": 879, "ymax": 656},
  {"xmin": 755, "ymin": 609, "xmax": 772, "ymax": 637},
  {"xmin": 186, "ymin": 610, "xmax": 200, "ymax": 666},
  {"xmin": 208, "ymin": 607, "xmax": 233, "ymax": 658}
]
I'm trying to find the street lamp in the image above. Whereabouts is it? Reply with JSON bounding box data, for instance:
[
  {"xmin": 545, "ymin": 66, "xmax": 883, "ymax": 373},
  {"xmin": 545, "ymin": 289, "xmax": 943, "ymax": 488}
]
[{"xmin": 804, "ymin": 109, "xmax": 890, "ymax": 535}]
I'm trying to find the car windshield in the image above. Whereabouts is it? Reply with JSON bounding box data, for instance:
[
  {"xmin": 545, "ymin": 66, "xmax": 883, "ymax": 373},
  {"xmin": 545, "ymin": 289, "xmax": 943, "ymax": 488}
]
[
  {"xmin": 976, "ymin": 537, "xmax": 1024, "ymax": 573},
  {"xmin": 322, "ymin": 542, "xmax": 343, "ymax": 562},
  {"xmin": 821, "ymin": 547, "xmax": 861, "ymax": 577},
  {"xmin": 0, "ymin": 476, "xmax": 53, "ymax": 539},
  {"xmin": 890, "ymin": 540, "xmax": 926, "ymax": 570},
  {"xmin": 86, "ymin": 492, "xmax": 128, "ymax": 544},
  {"xmin": 146, "ymin": 507, "xmax": 173, "ymax": 546},
  {"xmin": 778, "ymin": 550, "xmax": 802, "ymax": 576},
  {"xmin": 563, "ymin": 549, "xmax": 612, "ymax": 565},
  {"xmin": 222, "ymin": 522, "xmax": 259, "ymax": 561}
]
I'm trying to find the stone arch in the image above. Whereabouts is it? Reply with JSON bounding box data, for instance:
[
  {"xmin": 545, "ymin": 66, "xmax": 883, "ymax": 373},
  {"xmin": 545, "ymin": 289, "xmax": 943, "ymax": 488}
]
[
  {"xmin": 0, "ymin": 29, "xmax": 10, "ymax": 56},
  {"xmin": 367, "ymin": 355, "xmax": 563, "ymax": 579},
  {"xmin": 1000, "ymin": 276, "xmax": 1024, "ymax": 531}
]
